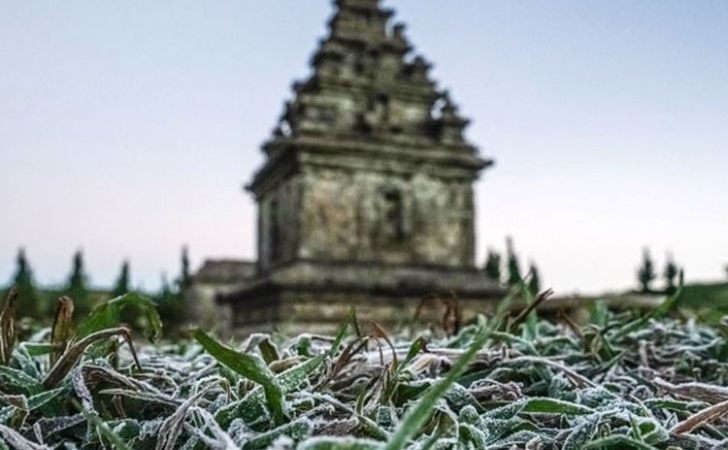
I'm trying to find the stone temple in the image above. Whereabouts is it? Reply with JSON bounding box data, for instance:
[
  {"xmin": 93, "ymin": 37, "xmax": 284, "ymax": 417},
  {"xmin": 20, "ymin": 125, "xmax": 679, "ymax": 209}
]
[{"xmin": 188, "ymin": 0, "xmax": 504, "ymax": 333}]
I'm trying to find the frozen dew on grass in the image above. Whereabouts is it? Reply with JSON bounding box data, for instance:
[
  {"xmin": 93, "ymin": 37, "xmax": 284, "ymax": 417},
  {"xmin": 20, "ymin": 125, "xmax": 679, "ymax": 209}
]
[{"xmin": 3, "ymin": 288, "xmax": 728, "ymax": 448}]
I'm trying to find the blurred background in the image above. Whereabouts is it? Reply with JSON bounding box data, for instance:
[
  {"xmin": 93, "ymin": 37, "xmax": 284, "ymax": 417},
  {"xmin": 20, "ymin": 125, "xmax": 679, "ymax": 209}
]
[{"xmin": 1, "ymin": 0, "xmax": 726, "ymax": 295}]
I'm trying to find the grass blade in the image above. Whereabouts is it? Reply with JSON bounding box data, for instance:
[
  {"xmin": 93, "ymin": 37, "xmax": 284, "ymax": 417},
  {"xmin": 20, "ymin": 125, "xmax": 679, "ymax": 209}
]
[
  {"xmin": 192, "ymin": 328, "xmax": 288, "ymax": 424},
  {"xmin": 42, "ymin": 327, "xmax": 141, "ymax": 389},
  {"xmin": 77, "ymin": 292, "xmax": 162, "ymax": 342},
  {"xmin": 0, "ymin": 288, "xmax": 17, "ymax": 366},
  {"xmin": 383, "ymin": 294, "xmax": 514, "ymax": 450},
  {"xmin": 49, "ymin": 296, "xmax": 74, "ymax": 367}
]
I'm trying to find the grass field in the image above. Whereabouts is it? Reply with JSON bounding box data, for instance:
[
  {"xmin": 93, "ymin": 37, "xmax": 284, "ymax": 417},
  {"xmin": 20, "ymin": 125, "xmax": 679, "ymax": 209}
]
[{"xmin": 2, "ymin": 285, "xmax": 728, "ymax": 449}]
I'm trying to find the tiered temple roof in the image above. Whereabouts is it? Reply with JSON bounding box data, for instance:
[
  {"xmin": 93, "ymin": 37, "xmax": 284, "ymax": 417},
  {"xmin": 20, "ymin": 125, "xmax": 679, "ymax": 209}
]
[{"xmin": 255, "ymin": 0, "xmax": 483, "ymax": 186}]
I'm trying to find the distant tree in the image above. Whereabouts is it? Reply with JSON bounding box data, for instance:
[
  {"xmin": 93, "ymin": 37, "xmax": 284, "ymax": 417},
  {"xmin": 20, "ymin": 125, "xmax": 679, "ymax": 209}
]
[
  {"xmin": 178, "ymin": 246, "xmax": 191, "ymax": 290},
  {"xmin": 64, "ymin": 250, "xmax": 92, "ymax": 317},
  {"xmin": 637, "ymin": 248, "xmax": 657, "ymax": 293},
  {"xmin": 484, "ymin": 249, "xmax": 501, "ymax": 283},
  {"xmin": 111, "ymin": 260, "xmax": 131, "ymax": 298},
  {"xmin": 506, "ymin": 236, "xmax": 522, "ymax": 286},
  {"xmin": 115, "ymin": 259, "xmax": 140, "ymax": 327},
  {"xmin": 10, "ymin": 248, "xmax": 41, "ymax": 319},
  {"xmin": 156, "ymin": 273, "xmax": 186, "ymax": 333},
  {"xmin": 527, "ymin": 262, "xmax": 541, "ymax": 296},
  {"xmin": 663, "ymin": 253, "xmax": 679, "ymax": 295}
]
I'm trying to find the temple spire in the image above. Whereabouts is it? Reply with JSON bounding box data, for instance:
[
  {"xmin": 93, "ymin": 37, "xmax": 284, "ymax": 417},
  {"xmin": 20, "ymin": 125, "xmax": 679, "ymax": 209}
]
[{"xmin": 266, "ymin": 0, "xmax": 480, "ymax": 150}]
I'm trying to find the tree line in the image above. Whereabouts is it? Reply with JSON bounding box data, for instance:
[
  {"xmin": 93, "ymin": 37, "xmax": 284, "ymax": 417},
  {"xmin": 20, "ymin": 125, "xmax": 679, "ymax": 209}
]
[
  {"xmin": 483, "ymin": 238, "xmax": 684, "ymax": 296},
  {"xmin": 636, "ymin": 248, "xmax": 681, "ymax": 294},
  {"xmin": 483, "ymin": 236, "xmax": 542, "ymax": 295},
  {"xmin": 2, "ymin": 247, "xmax": 191, "ymax": 333}
]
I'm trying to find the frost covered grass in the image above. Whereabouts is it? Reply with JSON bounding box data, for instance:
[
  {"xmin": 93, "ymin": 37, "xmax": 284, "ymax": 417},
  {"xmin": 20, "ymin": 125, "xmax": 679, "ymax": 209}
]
[{"xmin": 2, "ymin": 285, "xmax": 728, "ymax": 449}]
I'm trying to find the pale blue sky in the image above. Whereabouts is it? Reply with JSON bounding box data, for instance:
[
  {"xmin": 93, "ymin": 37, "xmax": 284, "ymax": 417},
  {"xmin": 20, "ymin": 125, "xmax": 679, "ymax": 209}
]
[{"xmin": 1, "ymin": 1, "xmax": 726, "ymax": 294}]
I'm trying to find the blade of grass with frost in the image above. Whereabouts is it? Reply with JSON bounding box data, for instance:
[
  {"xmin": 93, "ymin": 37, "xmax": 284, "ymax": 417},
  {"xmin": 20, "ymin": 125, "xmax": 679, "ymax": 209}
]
[
  {"xmin": 242, "ymin": 418, "xmax": 313, "ymax": 450},
  {"xmin": 42, "ymin": 327, "xmax": 141, "ymax": 389},
  {"xmin": 50, "ymin": 296, "xmax": 74, "ymax": 367},
  {"xmin": 0, "ymin": 288, "xmax": 17, "ymax": 366},
  {"xmin": 258, "ymin": 337, "xmax": 280, "ymax": 365},
  {"xmin": 613, "ymin": 270, "xmax": 684, "ymax": 340},
  {"xmin": 71, "ymin": 398, "xmax": 132, "ymax": 450},
  {"xmin": 298, "ymin": 436, "xmax": 381, "ymax": 450},
  {"xmin": 156, "ymin": 385, "xmax": 213, "ymax": 450},
  {"xmin": 76, "ymin": 292, "xmax": 162, "ymax": 342},
  {"xmin": 395, "ymin": 337, "xmax": 427, "ymax": 377},
  {"xmin": 522, "ymin": 398, "xmax": 594, "ymax": 415},
  {"xmin": 27, "ymin": 387, "xmax": 66, "ymax": 411},
  {"xmin": 671, "ymin": 398, "xmax": 728, "ymax": 434},
  {"xmin": 98, "ymin": 388, "xmax": 181, "ymax": 407},
  {"xmin": 0, "ymin": 423, "xmax": 50, "ymax": 450},
  {"xmin": 192, "ymin": 328, "xmax": 288, "ymax": 425},
  {"xmin": 280, "ymin": 315, "xmax": 349, "ymax": 391},
  {"xmin": 303, "ymin": 392, "xmax": 389, "ymax": 440},
  {"xmin": 11, "ymin": 345, "xmax": 44, "ymax": 381},
  {"xmin": 383, "ymin": 295, "xmax": 514, "ymax": 450},
  {"xmin": 562, "ymin": 420, "xmax": 598, "ymax": 450},
  {"xmin": 0, "ymin": 365, "xmax": 44, "ymax": 395},
  {"xmin": 581, "ymin": 435, "xmax": 660, "ymax": 450},
  {"xmin": 186, "ymin": 407, "xmax": 239, "ymax": 450},
  {"xmin": 490, "ymin": 331, "xmax": 539, "ymax": 355},
  {"xmin": 21, "ymin": 343, "xmax": 62, "ymax": 358},
  {"xmin": 213, "ymin": 324, "xmax": 349, "ymax": 430},
  {"xmin": 224, "ymin": 312, "xmax": 351, "ymax": 416}
]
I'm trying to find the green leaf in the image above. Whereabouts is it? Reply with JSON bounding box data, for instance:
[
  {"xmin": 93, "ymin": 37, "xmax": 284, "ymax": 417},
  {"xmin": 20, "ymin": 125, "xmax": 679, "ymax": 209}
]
[
  {"xmin": 192, "ymin": 328, "xmax": 288, "ymax": 425},
  {"xmin": 215, "ymin": 320, "xmax": 349, "ymax": 430},
  {"xmin": 71, "ymin": 398, "xmax": 133, "ymax": 450},
  {"xmin": 562, "ymin": 420, "xmax": 598, "ymax": 450},
  {"xmin": 258, "ymin": 337, "xmax": 280, "ymax": 365},
  {"xmin": 215, "ymin": 395, "xmax": 269, "ymax": 431},
  {"xmin": 383, "ymin": 290, "xmax": 515, "ymax": 450},
  {"xmin": 298, "ymin": 437, "xmax": 381, "ymax": 450},
  {"xmin": 27, "ymin": 387, "xmax": 66, "ymax": 411},
  {"xmin": 50, "ymin": 296, "xmax": 75, "ymax": 366},
  {"xmin": 0, "ymin": 366, "xmax": 43, "ymax": 395},
  {"xmin": 458, "ymin": 423, "xmax": 488, "ymax": 449},
  {"xmin": 42, "ymin": 327, "xmax": 141, "ymax": 389},
  {"xmin": 522, "ymin": 398, "xmax": 594, "ymax": 415},
  {"xmin": 581, "ymin": 435, "xmax": 660, "ymax": 450},
  {"xmin": 242, "ymin": 418, "xmax": 313, "ymax": 450},
  {"xmin": 20, "ymin": 342, "xmax": 62, "ymax": 357},
  {"xmin": 482, "ymin": 400, "xmax": 526, "ymax": 420},
  {"xmin": 613, "ymin": 274, "xmax": 684, "ymax": 340},
  {"xmin": 0, "ymin": 289, "xmax": 17, "ymax": 366},
  {"xmin": 76, "ymin": 292, "xmax": 162, "ymax": 342},
  {"xmin": 396, "ymin": 337, "xmax": 427, "ymax": 376}
]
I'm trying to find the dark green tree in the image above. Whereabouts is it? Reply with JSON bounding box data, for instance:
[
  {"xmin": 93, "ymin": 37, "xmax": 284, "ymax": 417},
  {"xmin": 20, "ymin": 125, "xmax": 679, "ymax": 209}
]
[
  {"xmin": 64, "ymin": 250, "xmax": 92, "ymax": 317},
  {"xmin": 115, "ymin": 260, "xmax": 141, "ymax": 327},
  {"xmin": 484, "ymin": 249, "xmax": 501, "ymax": 283},
  {"xmin": 663, "ymin": 253, "xmax": 679, "ymax": 295},
  {"xmin": 156, "ymin": 273, "xmax": 186, "ymax": 333},
  {"xmin": 178, "ymin": 245, "xmax": 191, "ymax": 290},
  {"xmin": 149, "ymin": 247, "xmax": 193, "ymax": 334},
  {"xmin": 527, "ymin": 262, "xmax": 541, "ymax": 296},
  {"xmin": 111, "ymin": 260, "xmax": 131, "ymax": 298},
  {"xmin": 637, "ymin": 248, "xmax": 657, "ymax": 293},
  {"xmin": 10, "ymin": 248, "xmax": 42, "ymax": 319},
  {"xmin": 506, "ymin": 236, "xmax": 522, "ymax": 286}
]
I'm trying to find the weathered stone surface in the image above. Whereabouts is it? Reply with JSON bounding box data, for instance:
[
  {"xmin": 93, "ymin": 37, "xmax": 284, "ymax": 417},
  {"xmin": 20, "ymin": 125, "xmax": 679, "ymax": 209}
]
[
  {"xmin": 186, "ymin": 260, "xmax": 256, "ymax": 331},
  {"xmin": 188, "ymin": 0, "xmax": 504, "ymax": 333}
]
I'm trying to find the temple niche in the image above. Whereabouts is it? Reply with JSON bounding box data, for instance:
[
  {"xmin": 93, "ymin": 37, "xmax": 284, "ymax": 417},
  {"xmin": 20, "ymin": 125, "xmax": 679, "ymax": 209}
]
[{"xmin": 191, "ymin": 0, "xmax": 503, "ymax": 333}]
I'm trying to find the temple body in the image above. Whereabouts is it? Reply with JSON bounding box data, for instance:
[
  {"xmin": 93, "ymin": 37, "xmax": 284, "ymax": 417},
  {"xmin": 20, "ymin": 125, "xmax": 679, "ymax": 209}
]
[{"xmin": 189, "ymin": 0, "xmax": 503, "ymax": 332}]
